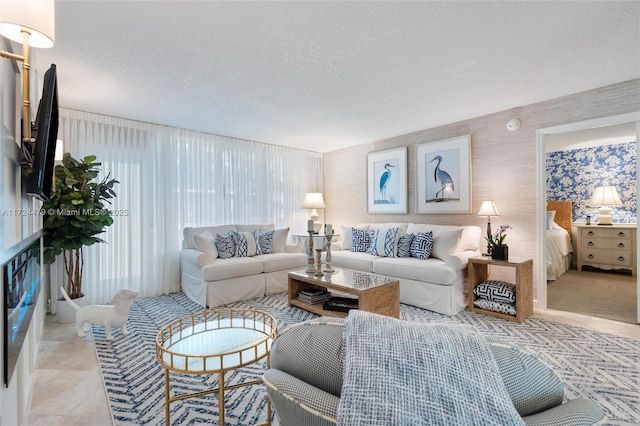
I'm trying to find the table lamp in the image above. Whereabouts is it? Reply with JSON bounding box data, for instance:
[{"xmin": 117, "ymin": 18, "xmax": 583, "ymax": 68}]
[
  {"xmin": 589, "ymin": 185, "xmax": 622, "ymax": 225},
  {"xmin": 302, "ymin": 192, "xmax": 325, "ymax": 233},
  {"xmin": 477, "ymin": 200, "xmax": 500, "ymax": 255}
]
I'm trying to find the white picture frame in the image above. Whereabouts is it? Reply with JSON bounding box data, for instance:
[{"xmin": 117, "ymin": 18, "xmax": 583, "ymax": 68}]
[
  {"xmin": 416, "ymin": 135, "xmax": 472, "ymax": 214},
  {"xmin": 367, "ymin": 147, "xmax": 407, "ymax": 214}
]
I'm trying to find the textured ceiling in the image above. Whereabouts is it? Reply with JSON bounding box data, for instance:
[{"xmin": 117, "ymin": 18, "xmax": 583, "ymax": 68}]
[{"xmin": 33, "ymin": 1, "xmax": 640, "ymax": 153}]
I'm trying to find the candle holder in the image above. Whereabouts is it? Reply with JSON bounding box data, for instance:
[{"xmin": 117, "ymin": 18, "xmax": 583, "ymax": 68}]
[
  {"xmin": 314, "ymin": 248, "xmax": 324, "ymax": 277},
  {"xmin": 305, "ymin": 230, "xmax": 316, "ymax": 274},
  {"xmin": 323, "ymin": 233, "xmax": 335, "ymax": 273}
]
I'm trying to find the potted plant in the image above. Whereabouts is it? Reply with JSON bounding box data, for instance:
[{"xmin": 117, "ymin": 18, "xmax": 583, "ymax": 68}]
[
  {"xmin": 486, "ymin": 224, "xmax": 511, "ymax": 260},
  {"xmin": 42, "ymin": 153, "xmax": 118, "ymax": 322}
]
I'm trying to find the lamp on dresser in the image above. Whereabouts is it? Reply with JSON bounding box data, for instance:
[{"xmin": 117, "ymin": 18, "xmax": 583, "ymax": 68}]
[
  {"xmin": 477, "ymin": 200, "xmax": 500, "ymax": 255},
  {"xmin": 302, "ymin": 192, "xmax": 326, "ymax": 234},
  {"xmin": 590, "ymin": 185, "xmax": 622, "ymax": 225}
]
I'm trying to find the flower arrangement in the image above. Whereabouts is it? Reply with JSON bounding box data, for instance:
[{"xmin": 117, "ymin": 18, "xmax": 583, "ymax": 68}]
[{"xmin": 486, "ymin": 224, "xmax": 511, "ymax": 247}]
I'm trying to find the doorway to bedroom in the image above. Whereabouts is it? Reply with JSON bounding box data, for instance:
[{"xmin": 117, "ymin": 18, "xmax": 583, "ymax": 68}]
[{"xmin": 539, "ymin": 114, "xmax": 639, "ymax": 325}]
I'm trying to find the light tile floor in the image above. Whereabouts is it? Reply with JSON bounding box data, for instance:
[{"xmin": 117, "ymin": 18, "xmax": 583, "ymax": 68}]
[{"xmin": 26, "ymin": 308, "xmax": 639, "ymax": 425}]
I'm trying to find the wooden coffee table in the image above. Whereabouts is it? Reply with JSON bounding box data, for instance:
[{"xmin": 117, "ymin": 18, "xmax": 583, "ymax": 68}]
[{"xmin": 288, "ymin": 268, "xmax": 400, "ymax": 318}]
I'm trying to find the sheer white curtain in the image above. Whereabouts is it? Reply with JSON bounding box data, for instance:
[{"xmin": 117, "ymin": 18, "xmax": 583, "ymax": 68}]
[{"xmin": 50, "ymin": 109, "xmax": 322, "ymax": 307}]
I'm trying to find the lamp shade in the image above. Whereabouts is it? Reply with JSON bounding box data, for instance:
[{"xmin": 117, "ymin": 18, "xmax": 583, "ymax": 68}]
[
  {"xmin": 0, "ymin": 0, "xmax": 55, "ymax": 48},
  {"xmin": 590, "ymin": 185, "xmax": 622, "ymax": 207},
  {"xmin": 302, "ymin": 192, "xmax": 326, "ymax": 209},
  {"xmin": 477, "ymin": 200, "xmax": 500, "ymax": 217}
]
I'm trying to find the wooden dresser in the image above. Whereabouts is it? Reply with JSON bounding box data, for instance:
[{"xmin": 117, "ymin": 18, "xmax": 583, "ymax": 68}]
[{"xmin": 574, "ymin": 224, "xmax": 636, "ymax": 276}]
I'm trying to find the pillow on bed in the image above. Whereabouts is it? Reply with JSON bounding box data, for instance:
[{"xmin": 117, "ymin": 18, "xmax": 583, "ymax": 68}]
[{"xmin": 546, "ymin": 210, "xmax": 556, "ymax": 230}]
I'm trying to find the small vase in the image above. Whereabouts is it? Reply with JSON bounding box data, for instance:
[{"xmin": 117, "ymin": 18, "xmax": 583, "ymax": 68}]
[{"xmin": 491, "ymin": 245, "xmax": 509, "ymax": 261}]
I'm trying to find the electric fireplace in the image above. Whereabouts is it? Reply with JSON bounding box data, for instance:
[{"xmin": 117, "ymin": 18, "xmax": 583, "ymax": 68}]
[{"xmin": 3, "ymin": 238, "xmax": 41, "ymax": 387}]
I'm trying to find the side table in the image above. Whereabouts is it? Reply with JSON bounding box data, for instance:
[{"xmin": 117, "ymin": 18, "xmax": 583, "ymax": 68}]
[
  {"xmin": 155, "ymin": 308, "xmax": 278, "ymax": 425},
  {"xmin": 468, "ymin": 257, "xmax": 533, "ymax": 322}
]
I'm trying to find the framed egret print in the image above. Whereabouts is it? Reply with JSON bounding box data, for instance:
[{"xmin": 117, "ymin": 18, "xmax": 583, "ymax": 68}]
[
  {"xmin": 367, "ymin": 147, "xmax": 407, "ymax": 213},
  {"xmin": 416, "ymin": 135, "xmax": 471, "ymax": 214}
]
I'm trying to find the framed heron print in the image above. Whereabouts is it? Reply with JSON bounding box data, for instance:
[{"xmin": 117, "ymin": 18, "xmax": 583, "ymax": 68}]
[
  {"xmin": 367, "ymin": 147, "xmax": 407, "ymax": 213},
  {"xmin": 416, "ymin": 135, "xmax": 471, "ymax": 214}
]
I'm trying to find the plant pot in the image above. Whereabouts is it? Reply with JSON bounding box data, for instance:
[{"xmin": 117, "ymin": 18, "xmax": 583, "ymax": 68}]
[
  {"xmin": 56, "ymin": 295, "xmax": 87, "ymax": 323},
  {"xmin": 491, "ymin": 245, "xmax": 509, "ymax": 261}
]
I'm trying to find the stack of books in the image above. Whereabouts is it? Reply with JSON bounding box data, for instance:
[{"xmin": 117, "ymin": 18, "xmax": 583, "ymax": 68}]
[{"xmin": 297, "ymin": 288, "xmax": 331, "ymax": 304}]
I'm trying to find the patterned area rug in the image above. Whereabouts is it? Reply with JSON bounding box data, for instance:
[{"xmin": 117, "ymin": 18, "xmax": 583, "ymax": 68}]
[{"xmin": 92, "ymin": 293, "xmax": 640, "ymax": 425}]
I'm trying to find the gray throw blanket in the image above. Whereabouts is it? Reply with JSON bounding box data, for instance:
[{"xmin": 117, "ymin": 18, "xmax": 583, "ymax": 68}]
[{"xmin": 337, "ymin": 311, "xmax": 525, "ymax": 426}]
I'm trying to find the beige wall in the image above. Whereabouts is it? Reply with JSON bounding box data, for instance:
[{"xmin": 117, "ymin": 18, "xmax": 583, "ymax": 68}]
[{"xmin": 324, "ymin": 79, "xmax": 640, "ymax": 297}]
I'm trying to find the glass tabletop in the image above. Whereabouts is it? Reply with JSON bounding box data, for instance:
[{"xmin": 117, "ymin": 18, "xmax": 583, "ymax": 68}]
[
  {"xmin": 156, "ymin": 309, "xmax": 277, "ymax": 373},
  {"xmin": 289, "ymin": 268, "xmax": 397, "ymax": 290}
]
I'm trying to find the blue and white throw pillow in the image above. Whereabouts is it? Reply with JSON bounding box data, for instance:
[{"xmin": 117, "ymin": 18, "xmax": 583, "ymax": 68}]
[
  {"xmin": 214, "ymin": 231, "xmax": 236, "ymax": 259},
  {"xmin": 367, "ymin": 228, "xmax": 401, "ymax": 257},
  {"xmin": 410, "ymin": 231, "xmax": 434, "ymax": 260},
  {"xmin": 473, "ymin": 280, "xmax": 516, "ymax": 304},
  {"xmin": 258, "ymin": 230, "xmax": 275, "ymax": 254},
  {"xmin": 397, "ymin": 233, "xmax": 414, "ymax": 258},
  {"xmin": 233, "ymin": 230, "xmax": 259, "ymax": 257},
  {"xmin": 351, "ymin": 228, "xmax": 371, "ymax": 253},
  {"xmin": 366, "ymin": 230, "xmax": 377, "ymax": 255}
]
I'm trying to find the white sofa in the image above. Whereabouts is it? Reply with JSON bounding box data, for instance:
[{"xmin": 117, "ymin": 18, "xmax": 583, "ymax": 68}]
[
  {"xmin": 330, "ymin": 223, "xmax": 482, "ymax": 315},
  {"xmin": 180, "ymin": 224, "xmax": 307, "ymax": 307}
]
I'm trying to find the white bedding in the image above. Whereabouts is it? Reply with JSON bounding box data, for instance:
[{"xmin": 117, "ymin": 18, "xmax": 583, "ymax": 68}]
[{"xmin": 546, "ymin": 225, "xmax": 572, "ymax": 280}]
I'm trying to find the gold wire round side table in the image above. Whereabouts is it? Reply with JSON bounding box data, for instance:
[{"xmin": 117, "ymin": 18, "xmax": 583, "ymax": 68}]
[{"xmin": 155, "ymin": 308, "xmax": 278, "ymax": 425}]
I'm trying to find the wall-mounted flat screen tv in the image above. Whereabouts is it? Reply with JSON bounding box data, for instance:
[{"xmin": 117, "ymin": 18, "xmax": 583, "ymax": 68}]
[{"xmin": 26, "ymin": 64, "xmax": 58, "ymax": 201}]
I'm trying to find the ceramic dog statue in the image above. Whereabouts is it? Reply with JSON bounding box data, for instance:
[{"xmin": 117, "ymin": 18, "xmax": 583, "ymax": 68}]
[{"xmin": 60, "ymin": 287, "xmax": 139, "ymax": 341}]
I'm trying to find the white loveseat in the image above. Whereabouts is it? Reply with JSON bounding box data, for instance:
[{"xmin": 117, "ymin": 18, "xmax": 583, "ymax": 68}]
[
  {"xmin": 330, "ymin": 223, "xmax": 482, "ymax": 315},
  {"xmin": 180, "ymin": 224, "xmax": 307, "ymax": 307}
]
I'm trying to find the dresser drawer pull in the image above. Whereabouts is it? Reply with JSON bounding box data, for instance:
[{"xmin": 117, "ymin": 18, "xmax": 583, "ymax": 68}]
[
  {"xmin": 618, "ymin": 243, "xmax": 625, "ymax": 248},
  {"xmin": 587, "ymin": 231, "xmax": 595, "ymax": 236},
  {"xmin": 617, "ymin": 256, "xmax": 625, "ymax": 262},
  {"xmin": 618, "ymin": 232, "xmax": 626, "ymax": 237},
  {"xmin": 588, "ymin": 241, "xmax": 594, "ymax": 246},
  {"xmin": 587, "ymin": 254, "xmax": 595, "ymax": 259}
]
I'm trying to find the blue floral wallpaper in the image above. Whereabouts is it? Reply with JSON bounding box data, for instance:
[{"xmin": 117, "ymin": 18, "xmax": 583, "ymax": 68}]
[{"xmin": 546, "ymin": 141, "xmax": 637, "ymax": 224}]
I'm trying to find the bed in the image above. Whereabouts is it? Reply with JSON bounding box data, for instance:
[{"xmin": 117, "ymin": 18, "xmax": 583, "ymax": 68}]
[{"xmin": 546, "ymin": 201, "xmax": 573, "ymax": 280}]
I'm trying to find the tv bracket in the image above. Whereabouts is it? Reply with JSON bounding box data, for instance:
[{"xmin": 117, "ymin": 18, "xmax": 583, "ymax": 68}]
[{"xmin": 19, "ymin": 119, "xmax": 38, "ymax": 172}]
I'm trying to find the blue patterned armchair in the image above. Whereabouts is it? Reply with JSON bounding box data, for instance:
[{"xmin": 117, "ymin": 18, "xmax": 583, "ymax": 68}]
[{"xmin": 263, "ymin": 318, "xmax": 606, "ymax": 426}]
